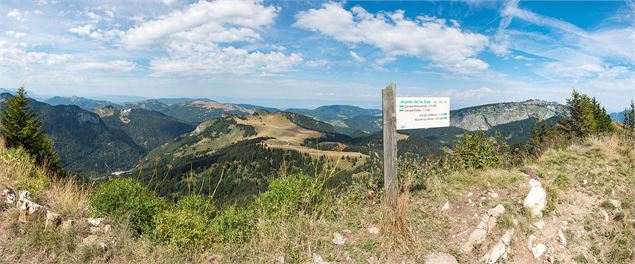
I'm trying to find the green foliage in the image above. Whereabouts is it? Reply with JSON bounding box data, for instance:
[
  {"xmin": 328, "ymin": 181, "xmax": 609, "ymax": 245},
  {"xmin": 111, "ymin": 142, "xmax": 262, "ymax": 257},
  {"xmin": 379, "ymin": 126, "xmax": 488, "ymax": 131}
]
[
  {"xmin": 101, "ymin": 108, "xmax": 194, "ymax": 151},
  {"xmin": 256, "ymin": 174, "xmax": 327, "ymax": 220},
  {"xmin": 153, "ymin": 195, "xmax": 216, "ymax": 248},
  {"xmin": 451, "ymin": 131, "xmax": 510, "ymax": 170},
  {"xmin": 210, "ymin": 206, "xmax": 255, "ymax": 243},
  {"xmin": 89, "ymin": 178, "xmax": 166, "ymax": 234},
  {"xmin": 526, "ymin": 90, "xmax": 615, "ymax": 157},
  {"xmin": 0, "ymin": 87, "xmax": 62, "ymax": 174},
  {"xmin": 0, "ymin": 146, "xmax": 51, "ymax": 193},
  {"xmin": 561, "ymin": 89, "xmax": 613, "ymax": 137},
  {"xmin": 623, "ymin": 100, "xmax": 635, "ymax": 132}
]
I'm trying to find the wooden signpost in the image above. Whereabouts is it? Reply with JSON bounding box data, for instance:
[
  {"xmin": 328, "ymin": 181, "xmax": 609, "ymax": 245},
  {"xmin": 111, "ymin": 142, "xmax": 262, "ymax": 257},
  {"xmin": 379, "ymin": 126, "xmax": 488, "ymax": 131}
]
[{"xmin": 382, "ymin": 83, "xmax": 450, "ymax": 208}]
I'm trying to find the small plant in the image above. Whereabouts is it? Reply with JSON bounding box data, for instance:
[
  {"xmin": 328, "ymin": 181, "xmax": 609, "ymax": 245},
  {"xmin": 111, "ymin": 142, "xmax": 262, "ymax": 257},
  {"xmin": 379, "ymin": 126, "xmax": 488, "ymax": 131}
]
[
  {"xmin": 256, "ymin": 174, "xmax": 328, "ymax": 220},
  {"xmin": 89, "ymin": 178, "xmax": 167, "ymax": 235},
  {"xmin": 600, "ymin": 200, "xmax": 616, "ymax": 210},
  {"xmin": 572, "ymin": 254, "xmax": 588, "ymax": 263},
  {"xmin": 451, "ymin": 131, "xmax": 510, "ymax": 170},
  {"xmin": 153, "ymin": 195, "xmax": 215, "ymax": 248},
  {"xmin": 210, "ymin": 206, "xmax": 255, "ymax": 243}
]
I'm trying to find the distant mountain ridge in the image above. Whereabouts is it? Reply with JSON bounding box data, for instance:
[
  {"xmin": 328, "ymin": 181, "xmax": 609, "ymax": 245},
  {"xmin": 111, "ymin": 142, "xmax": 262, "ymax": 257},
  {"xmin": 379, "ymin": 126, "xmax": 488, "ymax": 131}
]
[
  {"xmin": 449, "ymin": 99, "xmax": 566, "ymax": 131},
  {"xmin": 45, "ymin": 96, "xmax": 115, "ymax": 110},
  {"xmin": 1, "ymin": 93, "xmax": 144, "ymax": 176},
  {"xmin": 610, "ymin": 110, "xmax": 625, "ymax": 122},
  {"xmin": 286, "ymin": 105, "xmax": 381, "ymax": 123},
  {"xmin": 2, "ymin": 92, "xmax": 574, "ymax": 178}
]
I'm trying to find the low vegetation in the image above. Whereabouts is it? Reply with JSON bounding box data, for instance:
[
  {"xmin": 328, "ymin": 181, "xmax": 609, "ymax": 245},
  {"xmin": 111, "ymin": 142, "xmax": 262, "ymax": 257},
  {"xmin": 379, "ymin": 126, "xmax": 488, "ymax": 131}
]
[{"xmin": 0, "ymin": 89, "xmax": 633, "ymax": 263}]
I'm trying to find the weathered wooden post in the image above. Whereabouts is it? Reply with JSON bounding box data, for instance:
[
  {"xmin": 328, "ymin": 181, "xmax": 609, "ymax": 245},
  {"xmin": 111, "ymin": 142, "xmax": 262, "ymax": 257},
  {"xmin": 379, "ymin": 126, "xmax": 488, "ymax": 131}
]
[
  {"xmin": 382, "ymin": 84, "xmax": 451, "ymax": 209},
  {"xmin": 382, "ymin": 83, "xmax": 398, "ymax": 208}
]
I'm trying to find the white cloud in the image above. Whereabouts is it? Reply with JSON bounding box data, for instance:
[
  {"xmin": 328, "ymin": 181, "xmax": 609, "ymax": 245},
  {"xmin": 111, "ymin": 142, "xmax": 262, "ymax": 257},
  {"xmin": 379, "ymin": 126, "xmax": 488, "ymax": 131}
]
[
  {"xmin": 305, "ymin": 59, "xmax": 327, "ymax": 68},
  {"xmin": 161, "ymin": 0, "xmax": 179, "ymax": 6},
  {"xmin": 294, "ymin": 3, "xmax": 489, "ymax": 73},
  {"xmin": 0, "ymin": 41, "xmax": 72, "ymax": 67},
  {"xmin": 7, "ymin": 9, "xmax": 26, "ymax": 22},
  {"xmin": 438, "ymin": 87, "xmax": 496, "ymax": 99},
  {"xmin": 150, "ymin": 44, "xmax": 302, "ymax": 76},
  {"xmin": 513, "ymin": 55, "xmax": 532, "ymax": 61},
  {"xmin": 116, "ymin": 0, "xmax": 303, "ymax": 76},
  {"xmin": 349, "ymin": 51, "xmax": 365, "ymax": 63},
  {"xmin": 69, "ymin": 24, "xmax": 124, "ymax": 41},
  {"xmin": 542, "ymin": 62, "xmax": 630, "ymax": 79},
  {"xmin": 496, "ymin": 0, "xmax": 635, "ymax": 65},
  {"xmin": 73, "ymin": 60, "xmax": 137, "ymax": 72},
  {"xmin": 123, "ymin": 0, "xmax": 277, "ymax": 47},
  {"xmin": 4, "ymin": 31, "xmax": 26, "ymax": 38}
]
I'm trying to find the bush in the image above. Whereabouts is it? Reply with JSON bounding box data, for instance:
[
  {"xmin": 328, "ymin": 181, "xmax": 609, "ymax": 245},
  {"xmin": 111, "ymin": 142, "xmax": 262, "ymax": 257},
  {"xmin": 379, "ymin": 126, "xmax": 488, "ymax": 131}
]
[
  {"xmin": 154, "ymin": 195, "xmax": 254, "ymax": 247},
  {"xmin": 89, "ymin": 178, "xmax": 166, "ymax": 234},
  {"xmin": 210, "ymin": 206, "xmax": 255, "ymax": 243},
  {"xmin": 154, "ymin": 196, "xmax": 216, "ymax": 249},
  {"xmin": 174, "ymin": 194, "xmax": 217, "ymax": 218},
  {"xmin": 451, "ymin": 131, "xmax": 510, "ymax": 170},
  {"xmin": 153, "ymin": 195, "xmax": 217, "ymax": 248},
  {"xmin": 256, "ymin": 174, "xmax": 327, "ymax": 220}
]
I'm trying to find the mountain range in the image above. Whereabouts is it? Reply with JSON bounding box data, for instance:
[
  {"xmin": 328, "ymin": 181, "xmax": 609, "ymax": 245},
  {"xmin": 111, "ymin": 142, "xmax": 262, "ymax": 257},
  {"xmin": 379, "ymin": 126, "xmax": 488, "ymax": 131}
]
[{"xmin": 1, "ymin": 93, "xmax": 573, "ymax": 182}]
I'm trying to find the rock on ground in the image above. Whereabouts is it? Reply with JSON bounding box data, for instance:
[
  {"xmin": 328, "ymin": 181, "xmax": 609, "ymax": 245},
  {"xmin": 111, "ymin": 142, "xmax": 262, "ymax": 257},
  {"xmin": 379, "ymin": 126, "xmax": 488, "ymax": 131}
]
[
  {"xmin": 424, "ymin": 252, "xmax": 458, "ymax": 264},
  {"xmin": 441, "ymin": 201, "xmax": 450, "ymax": 210},
  {"xmin": 332, "ymin": 232, "xmax": 345, "ymax": 245},
  {"xmin": 531, "ymin": 244, "xmax": 547, "ymax": 259},
  {"xmin": 523, "ymin": 179, "xmax": 547, "ymax": 217},
  {"xmin": 45, "ymin": 210, "xmax": 61, "ymax": 229}
]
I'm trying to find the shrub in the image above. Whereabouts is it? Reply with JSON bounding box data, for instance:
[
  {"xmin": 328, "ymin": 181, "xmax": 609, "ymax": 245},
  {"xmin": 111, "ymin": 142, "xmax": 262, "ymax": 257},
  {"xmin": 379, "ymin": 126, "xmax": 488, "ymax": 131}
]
[
  {"xmin": 451, "ymin": 131, "xmax": 510, "ymax": 170},
  {"xmin": 174, "ymin": 194, "xmax": 217, "ymax": 218},
  {"xmin": 210, "ymin": 206, "xmax": 255, "ymax": 243},
  {"xmin": 153, "ymin": 195, "xmax": 217, "ymax": 248},
  {"xmin": 154, "ymin": 195, "xmax": 254, "ymax": 247},
  {"xmin": 89, "ymin": 178, "xmax": 166, "ymax": 234},
  {"xmin": 256, "ymin": 174, "xmax": 327, "ymax": 220}
]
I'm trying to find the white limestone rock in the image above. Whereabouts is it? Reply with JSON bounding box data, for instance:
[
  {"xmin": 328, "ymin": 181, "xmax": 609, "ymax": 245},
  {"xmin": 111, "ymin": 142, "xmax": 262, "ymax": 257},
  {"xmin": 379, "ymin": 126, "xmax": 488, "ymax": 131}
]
[
  {"xmin": 488, "ymin": 204, "xmax": 505, "ymax": 218},
  {"xmin": 523, "ymin": 179, "xmax": 547, "ymax": 217},
  {"xmin": 531, "ymin": 244, "xmax": 548, "ymax": 259},
  {"xmin": 424, "ymin": 252, "xmax": 458, "ymax": 264},
  {"xmin": 332, "ymin": 232, "xmax": 345, "ymax": 245},
  {"xmin": 533, "ymin": 220, "xmax": 545, "ymax": 230}
]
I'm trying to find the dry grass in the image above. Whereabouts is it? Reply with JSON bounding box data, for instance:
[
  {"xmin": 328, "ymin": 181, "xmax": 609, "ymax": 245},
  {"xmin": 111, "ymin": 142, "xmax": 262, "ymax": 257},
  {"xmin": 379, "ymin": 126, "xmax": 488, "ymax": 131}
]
[
  {"xmin": 46, "ymin": 177, "xmax": 91, "ymax": 218},
  {"xmin": 1, "ymin": 134, "xmax": 633, "ymax": 263}
]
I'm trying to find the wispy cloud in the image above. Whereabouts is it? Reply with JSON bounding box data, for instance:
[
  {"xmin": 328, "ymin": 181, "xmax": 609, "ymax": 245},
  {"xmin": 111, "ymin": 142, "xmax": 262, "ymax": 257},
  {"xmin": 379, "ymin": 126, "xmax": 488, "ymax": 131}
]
[{"xmin": 295, "ymin": 3, "xmax": 490, "ymax": 73}]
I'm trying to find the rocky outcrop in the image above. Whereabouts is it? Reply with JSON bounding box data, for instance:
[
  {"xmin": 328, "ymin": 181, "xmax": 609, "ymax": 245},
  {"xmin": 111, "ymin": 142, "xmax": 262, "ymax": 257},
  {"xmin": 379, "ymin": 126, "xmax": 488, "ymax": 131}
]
[
  {"xmin": 461, "ymin": 204, "xmax": 506, "ymax": 253},
  {"xmin": 481, "ymin": 229, "xmax": 514, "ymax": 264},
  {"xmin": 450, "ymin": 100, "xmax": 565, "ymax": 131}
]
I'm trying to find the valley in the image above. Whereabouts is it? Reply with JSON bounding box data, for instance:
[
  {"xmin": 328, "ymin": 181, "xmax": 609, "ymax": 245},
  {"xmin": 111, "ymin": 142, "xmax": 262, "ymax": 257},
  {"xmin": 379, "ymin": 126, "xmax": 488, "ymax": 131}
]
[
  {"xmin": 1, "ymin": 92, "xmax": 571, "ymax": 180},
  {"xmin": 0, "ymin": 92, "xmax": 576, "ymax": 205}
]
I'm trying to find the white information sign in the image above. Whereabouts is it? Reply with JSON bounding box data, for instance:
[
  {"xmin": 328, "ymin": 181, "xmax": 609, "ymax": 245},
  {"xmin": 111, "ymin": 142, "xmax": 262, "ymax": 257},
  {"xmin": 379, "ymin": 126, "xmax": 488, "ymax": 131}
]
[{"xmin": 395, "ymin": 97, "xmax": 450, "ymax": 130}]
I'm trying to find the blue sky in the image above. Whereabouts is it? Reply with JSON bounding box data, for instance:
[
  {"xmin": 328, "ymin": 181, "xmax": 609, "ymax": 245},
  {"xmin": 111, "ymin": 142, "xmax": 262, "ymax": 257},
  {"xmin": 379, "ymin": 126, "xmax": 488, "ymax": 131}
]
[{"xmin": 0, "ymin": 0, "xmax": 633, "ymax": 110}]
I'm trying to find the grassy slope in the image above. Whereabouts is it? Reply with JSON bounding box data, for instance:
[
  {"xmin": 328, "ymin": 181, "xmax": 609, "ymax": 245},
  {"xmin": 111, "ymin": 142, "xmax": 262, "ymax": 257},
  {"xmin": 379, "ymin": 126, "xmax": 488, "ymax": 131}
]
[{"xmin": 1, "ymin": 134, "xmax": 633, "ymax": 263}]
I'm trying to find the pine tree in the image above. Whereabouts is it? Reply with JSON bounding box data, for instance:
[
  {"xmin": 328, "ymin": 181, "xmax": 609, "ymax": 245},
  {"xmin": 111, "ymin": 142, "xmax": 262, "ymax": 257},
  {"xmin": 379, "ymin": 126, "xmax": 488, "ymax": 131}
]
[
  {"xmin": 0, "ymin": 87, "xmax": 62, "ymax": 174},
  {"xmin": 591, "ymin": 97, "xmax": 613, "ymax": 133},
  {"xmin": 563, "ymin": 89, "xmax": 597, "ymax": 137},
  {"xmin": 624, "ymin": 99, "xmax": 635, "ymax": 132}
]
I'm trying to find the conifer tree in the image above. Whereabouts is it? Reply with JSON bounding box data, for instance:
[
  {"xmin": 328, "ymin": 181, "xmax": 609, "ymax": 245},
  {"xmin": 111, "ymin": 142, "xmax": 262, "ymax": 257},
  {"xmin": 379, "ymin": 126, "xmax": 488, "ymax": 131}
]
[
  {"xmin": 563, "ymin": 89, "xmax": 598, "ymax": 137},
  {"xmin": 591, "ymin": 97, "xmax": 613, "ymax": 133},
  {"xmin": 624, "ymin": 99, "xmax": 635, "ymax": 132},
  {"xmin": 0, "ymin": 87, "xmax": 62, "ymax": 174}
]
